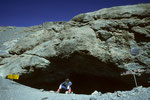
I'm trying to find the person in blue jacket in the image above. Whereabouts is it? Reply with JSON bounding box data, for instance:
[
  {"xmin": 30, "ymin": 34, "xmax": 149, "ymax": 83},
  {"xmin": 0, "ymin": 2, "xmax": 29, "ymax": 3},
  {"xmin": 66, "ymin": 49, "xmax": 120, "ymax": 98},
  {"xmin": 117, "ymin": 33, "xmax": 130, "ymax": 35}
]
[{"xmin": 57, "ymin": 78, "xmax": 72, "ymax": 93}]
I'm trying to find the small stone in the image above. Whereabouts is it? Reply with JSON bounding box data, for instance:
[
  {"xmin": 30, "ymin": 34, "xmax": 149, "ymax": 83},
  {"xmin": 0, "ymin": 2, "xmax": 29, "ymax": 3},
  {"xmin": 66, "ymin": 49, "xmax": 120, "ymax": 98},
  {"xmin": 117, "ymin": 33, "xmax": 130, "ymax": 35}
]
[
  {"xmin": 91, "ymin": 90, "xmax": 99, "ymax": 95},
  {"xmin": 40, "ymin": 89, "xmax": 44, "ymax": 92},
  {"xmin": 116, "ymin": 91, "xmax": 122, "ymax": 97},
  {"xmin": 90, "ymin": 97, "xmax": 97, "ymax": 100},
  {"xmin": 49, "ymin": 90, "xmax": 55, "ymax": 93},
  {"xmin": 41, "ymin": 97, "xmax": 48, "ymax": 100}
]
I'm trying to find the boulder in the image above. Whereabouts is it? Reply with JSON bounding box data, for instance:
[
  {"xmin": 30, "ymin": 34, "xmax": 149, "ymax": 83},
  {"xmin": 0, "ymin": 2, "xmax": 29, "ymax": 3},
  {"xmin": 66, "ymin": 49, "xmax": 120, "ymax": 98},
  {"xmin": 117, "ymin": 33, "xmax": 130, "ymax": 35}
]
[
  {"xmin": 0, "ymin": 54, "xmax": 50, "ymax": 77},
  {"xmin": 0, "ymin": 4, "xmax": 150, "ymax": 91}
]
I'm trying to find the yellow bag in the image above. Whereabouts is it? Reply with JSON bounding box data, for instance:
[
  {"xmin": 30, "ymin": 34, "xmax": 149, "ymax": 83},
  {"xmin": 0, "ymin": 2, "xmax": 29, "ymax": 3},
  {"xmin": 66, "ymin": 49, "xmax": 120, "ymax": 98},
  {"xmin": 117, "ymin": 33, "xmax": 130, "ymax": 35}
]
[{"xmin": 7, "ymin": 74, "xmax": 19, "ymax": 80}]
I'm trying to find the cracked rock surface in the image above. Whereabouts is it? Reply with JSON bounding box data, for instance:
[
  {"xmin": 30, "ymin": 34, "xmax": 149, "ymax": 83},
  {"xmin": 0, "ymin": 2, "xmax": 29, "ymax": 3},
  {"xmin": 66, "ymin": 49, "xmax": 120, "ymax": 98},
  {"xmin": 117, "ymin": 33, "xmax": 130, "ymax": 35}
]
[
  {"xmin": 1, "ymin": 3, "xmax": 150, "ymax": 75},
  {"xmin": 0, "ymin": 3, "xmax": 150, "ymax": 99}
]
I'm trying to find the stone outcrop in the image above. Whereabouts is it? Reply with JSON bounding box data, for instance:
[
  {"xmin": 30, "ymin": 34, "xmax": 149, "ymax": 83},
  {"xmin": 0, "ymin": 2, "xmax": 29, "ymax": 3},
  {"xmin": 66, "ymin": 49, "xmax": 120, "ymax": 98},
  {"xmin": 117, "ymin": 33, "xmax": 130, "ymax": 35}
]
[
  {"xmin": 0, "ymin": 54, "xmax": 50, "ymax": 77},
  {"xmin": 0, "ymin": 3, "xmax": 150, "ymax": 93}
]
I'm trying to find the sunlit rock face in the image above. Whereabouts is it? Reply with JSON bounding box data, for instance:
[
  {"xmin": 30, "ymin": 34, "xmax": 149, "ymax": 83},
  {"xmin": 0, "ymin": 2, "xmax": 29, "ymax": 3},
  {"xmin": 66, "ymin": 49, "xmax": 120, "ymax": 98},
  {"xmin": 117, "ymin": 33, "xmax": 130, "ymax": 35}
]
[{"xmin": 0, "ymin": 4, "xmax": 150, "ymax": 94}]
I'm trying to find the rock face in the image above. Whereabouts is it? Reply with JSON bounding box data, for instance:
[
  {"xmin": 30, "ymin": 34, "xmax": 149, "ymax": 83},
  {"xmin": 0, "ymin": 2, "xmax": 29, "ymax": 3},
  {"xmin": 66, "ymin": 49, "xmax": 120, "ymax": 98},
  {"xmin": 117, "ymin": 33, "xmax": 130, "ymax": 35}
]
[{"xmin": 0, "ymin": 4, "xmax": 150, "ymax": 94}]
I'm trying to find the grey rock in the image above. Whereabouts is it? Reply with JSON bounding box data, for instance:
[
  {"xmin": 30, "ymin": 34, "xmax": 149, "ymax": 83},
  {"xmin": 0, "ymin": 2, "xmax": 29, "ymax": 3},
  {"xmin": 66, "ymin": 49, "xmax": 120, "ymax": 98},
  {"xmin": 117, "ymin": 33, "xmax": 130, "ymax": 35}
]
[
  {"xmin": 96, "ymin": 30, "xmax": 112, "ymax": 40},
  {"xmin": 90, "ymin": 97, "xmax": 97, "ymax": 100},
  {"xmin": 3, "ymin": 4, "xmax": 150, "ymax": 73},
  {"xmin": 43, "ymin": 22, "xmax": 66, "ymax": 32},
  {"xmin": 9, "ymin": 29, "xmax": 54, "ymax": 55},
  {"xmin": 131, "ymin": 26, "xmax": 150, "ymax": 37},
  {"xmin": 72, "ymin": 13, "xmax": 94, "ymax": 23},
  {"xmin": 91, "ymin": 91, "xmax": 102, "ymax": 96},
  {"xmin": 72, "ymin": 4, "xmax": 150, "ymax": 20},
  {"xmin": 0, "ymin": 54, "xmax": 50, "ymax": 77},
  {"xmin": 124, "ymin": 63, "xmax": 145, "ymax": 70},
  {"xmin": 0, "ymin": 4, "xmax": 150, "ymax": 100}
]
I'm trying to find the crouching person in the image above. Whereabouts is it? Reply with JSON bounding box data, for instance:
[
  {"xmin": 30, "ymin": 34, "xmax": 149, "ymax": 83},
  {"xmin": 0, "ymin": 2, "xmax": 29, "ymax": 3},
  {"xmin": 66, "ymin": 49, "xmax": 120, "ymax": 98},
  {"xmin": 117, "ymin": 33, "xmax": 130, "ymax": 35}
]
[{"xmin": 57, "ymin": 78, "xmax": 72, "ymax": 93}]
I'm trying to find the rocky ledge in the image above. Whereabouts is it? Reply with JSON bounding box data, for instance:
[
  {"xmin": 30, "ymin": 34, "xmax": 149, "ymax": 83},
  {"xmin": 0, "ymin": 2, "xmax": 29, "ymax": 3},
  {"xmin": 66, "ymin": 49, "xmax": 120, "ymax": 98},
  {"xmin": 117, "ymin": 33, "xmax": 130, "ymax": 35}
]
[{"xmin": 0, "ymin": 3, "xmax": 150, "ymax": 95}]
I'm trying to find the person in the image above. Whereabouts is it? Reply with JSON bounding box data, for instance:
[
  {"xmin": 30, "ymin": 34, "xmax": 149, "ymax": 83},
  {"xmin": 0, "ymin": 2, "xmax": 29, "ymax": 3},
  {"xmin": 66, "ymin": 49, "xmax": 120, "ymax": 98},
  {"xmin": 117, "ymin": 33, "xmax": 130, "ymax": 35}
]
[{"xmin": 57, "ymin": 78, "xmax": 72, "ymax": 93}]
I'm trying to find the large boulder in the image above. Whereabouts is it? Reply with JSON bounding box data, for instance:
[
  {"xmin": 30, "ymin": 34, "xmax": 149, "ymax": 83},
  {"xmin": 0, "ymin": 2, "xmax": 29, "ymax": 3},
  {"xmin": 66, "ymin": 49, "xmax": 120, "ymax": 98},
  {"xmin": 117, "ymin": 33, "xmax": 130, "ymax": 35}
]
[
  {"xmin": 0, "ymin": 54, "xmax": 50, "ymax": 77},
  {"xmin": 0, "ymin": 3, "xmax": 150, "ymax": 89}
]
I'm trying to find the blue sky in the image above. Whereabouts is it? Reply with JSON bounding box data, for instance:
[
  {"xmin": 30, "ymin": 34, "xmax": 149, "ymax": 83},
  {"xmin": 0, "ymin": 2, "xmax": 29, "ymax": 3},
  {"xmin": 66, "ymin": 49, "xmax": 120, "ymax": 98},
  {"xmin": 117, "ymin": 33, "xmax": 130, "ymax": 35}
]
[{"xmin": 0, "ymin": 0, "xmax": 150, "ymax": 27}]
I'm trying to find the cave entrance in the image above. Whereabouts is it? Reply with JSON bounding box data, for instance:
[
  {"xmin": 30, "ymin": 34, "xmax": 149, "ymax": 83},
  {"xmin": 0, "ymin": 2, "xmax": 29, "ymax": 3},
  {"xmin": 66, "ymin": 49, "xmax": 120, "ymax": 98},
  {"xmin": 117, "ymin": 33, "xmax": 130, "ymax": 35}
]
[
  {"xmin": 68, "ymin": 72, "xmax": 134, "ymax": 94},
  {"xmin": 15, "ymin": 51, "xmax": 135, "ymax": 94}
]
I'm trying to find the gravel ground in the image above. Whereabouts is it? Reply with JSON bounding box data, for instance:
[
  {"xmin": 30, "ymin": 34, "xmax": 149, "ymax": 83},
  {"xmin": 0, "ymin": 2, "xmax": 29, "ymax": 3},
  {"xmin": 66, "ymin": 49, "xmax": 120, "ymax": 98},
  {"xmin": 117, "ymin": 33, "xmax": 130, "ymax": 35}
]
[{"xmin": 0, "ymin": 76, "xmax": 150, "ymax": 100}]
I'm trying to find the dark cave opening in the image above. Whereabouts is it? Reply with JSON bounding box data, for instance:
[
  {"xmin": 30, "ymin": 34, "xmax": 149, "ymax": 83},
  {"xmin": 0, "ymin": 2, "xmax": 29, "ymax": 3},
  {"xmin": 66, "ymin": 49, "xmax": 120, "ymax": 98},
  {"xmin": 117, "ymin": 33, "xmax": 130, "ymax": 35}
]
[
  {"xmin": 68, "ymin": 72, "xmax": 135, "ymax": 94},
  {"xmin": 15, "ymin": 51, "xmax": 137, "ymax": 94},
  {"xmin": 16, "ymin": 72, "xmax": 135, "ymax": 94}
]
